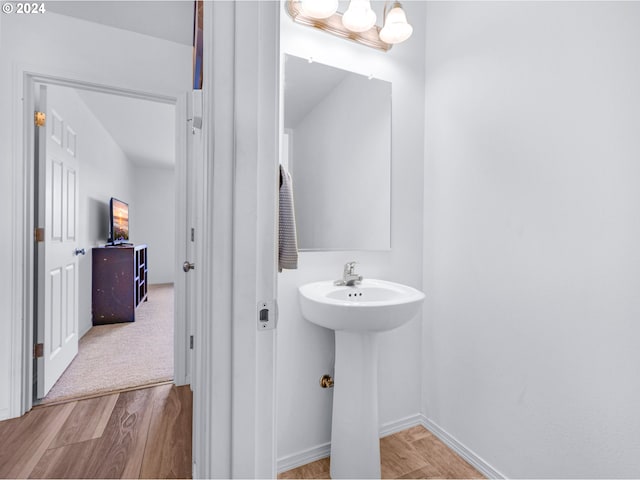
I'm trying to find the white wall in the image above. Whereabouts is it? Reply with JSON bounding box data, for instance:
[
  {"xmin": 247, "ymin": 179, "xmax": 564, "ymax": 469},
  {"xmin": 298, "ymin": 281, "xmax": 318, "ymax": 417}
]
[
  {"xmin": 0, "ymin": 11, "xmax": 191, "ymax": 420},
  {"xmin": 133, "ymin": 165, "xmax": 176, "ymax": 285},
  {"xmin": 46, "ymin": 85, "xmax": 137, "ymax": 338},
  {"xmin": 278, "ymin": 1, "xmax": 426, "ymax": 467},
  {"xmin": 292, "ymin": 74, "xmax": 390, "ymax": 250},
  {"xmin": 423, "ymin": 2, "xmax": 640, "ymax": 477}
]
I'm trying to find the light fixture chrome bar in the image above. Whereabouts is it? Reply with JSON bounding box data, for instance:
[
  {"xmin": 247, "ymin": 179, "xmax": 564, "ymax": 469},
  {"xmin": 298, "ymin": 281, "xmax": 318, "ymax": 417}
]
[{"xmin": 286, "ymin": 0, "xmax": 392, "ymax": 52}]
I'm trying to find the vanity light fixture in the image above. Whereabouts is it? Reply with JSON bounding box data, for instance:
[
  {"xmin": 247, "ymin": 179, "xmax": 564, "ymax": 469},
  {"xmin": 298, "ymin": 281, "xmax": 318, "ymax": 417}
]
[
  {"xmin": 287, "ymin": 0, "xmax": 413, "ymax": 52},
  {"xmin": 300, "ymin": 0, "xmax": 338, "ymax": 19},
  {"xmin": 379, "ymin": 1, "xmax": 413, "ymax": 44},
  {"xmin": 342, "ymin": 0, "xmax": 377, "ymax": 33}
]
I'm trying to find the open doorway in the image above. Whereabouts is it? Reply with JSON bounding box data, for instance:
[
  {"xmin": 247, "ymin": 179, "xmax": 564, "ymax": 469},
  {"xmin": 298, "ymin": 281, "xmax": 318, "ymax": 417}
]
[
  {"xmin": 33, "ymin": 83, "xmax": 181, "ymax": 405},
  {"xmin": 19, "ymin": 67, "xmax": 192, "ymax": 415}
]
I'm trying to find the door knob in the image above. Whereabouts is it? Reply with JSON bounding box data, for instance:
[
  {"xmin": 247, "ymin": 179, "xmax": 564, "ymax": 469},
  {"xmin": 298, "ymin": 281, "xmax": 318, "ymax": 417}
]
[
  {"xmin": 183, "ymin": 261, "xmax": 195, "ymax": 272},
  {"xmin": 74, "ymin": 248, "xmax": 86, "ymax": 256}
]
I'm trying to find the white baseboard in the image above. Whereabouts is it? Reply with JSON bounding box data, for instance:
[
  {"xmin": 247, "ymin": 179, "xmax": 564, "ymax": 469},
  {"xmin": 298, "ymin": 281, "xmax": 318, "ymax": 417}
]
[
  {"xmin": 277, "ymin": 414, "xmax": 506, "ymax": 478},
  {"xmin": 421, "ymin": 416, "xmax": 505, "ymax": 479},
  {"xmin": 380, "ymin": 413, "xmax": 425, "ymax": 437},
  {"xmin": 277, "ymin": 441, "xmax": 331, "ymax": 474},
  {"xmin": 276, "ymin": 415, "xmax": 424, "ymax": 473}
]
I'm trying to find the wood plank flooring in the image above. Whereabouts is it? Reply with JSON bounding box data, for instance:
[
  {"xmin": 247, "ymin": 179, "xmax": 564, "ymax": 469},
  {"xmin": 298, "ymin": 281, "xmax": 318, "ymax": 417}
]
[
  {"xmin": 0, "ymin": 384, "xmax": 192, "ymax": 479},
  {"xmin": 279, "ymin": 425, "xmax": 485, "ymax": 479},
  {"xmin": 3, "ymin": 385, "xmax": 479, "ymax": 480}
]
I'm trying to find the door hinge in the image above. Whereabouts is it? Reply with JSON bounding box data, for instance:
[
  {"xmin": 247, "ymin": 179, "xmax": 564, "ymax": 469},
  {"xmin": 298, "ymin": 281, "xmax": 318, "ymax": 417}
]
[
  {"xmin": 34, "ymin": 343, "xmax": 44, "ymax": 358},
  {"xmin": 35, "ymin": 227, "xmax": 44, "ymax": 242},
  {"xmin": 191, "ymin": 228, "xmax": 195, "ymax": 242},
  {"xmin": 189, "ymin": 335, "xmax": 194, "ymax": 350},
  {"xmin": 34, "ymin": 111, "xmax": 46, "ymax": 127}
]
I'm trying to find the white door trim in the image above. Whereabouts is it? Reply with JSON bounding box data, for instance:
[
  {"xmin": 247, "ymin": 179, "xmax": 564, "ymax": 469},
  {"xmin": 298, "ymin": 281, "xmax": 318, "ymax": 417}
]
[
  {"xmin": 173, "ymin": 93, "xmax": 190, "ymax": 388},
  {"xmin": 11, "ymin": 65, "xmax": 189, "ymax": 416},
  {"xmin": 233, "ymin": 2, "xmax": 279, "ymax": 477},
  {"xmin": 193, "ymin": 2, "xmax": 279, "ymax": 477}
]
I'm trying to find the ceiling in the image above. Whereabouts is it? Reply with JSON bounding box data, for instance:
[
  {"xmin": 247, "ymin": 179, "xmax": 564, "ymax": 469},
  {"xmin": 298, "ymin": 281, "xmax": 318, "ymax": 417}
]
[
  {"xmin": 46, "ymin": 1, "xmax": 193, "ymax": 168},
  {"xmin": 46, "ymin": 1, "xmax": 194, "ymax": 46},
  {"xmin": 77, "ymin": 90, "xmax": 176, "ymax": 169}
]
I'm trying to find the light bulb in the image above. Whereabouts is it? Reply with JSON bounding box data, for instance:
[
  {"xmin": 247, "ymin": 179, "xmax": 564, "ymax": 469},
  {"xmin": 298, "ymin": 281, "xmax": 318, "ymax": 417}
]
[
  {"xmin": 300, "ymin": 0, "xmax": 339, "ymax": 19},
  {"xmin": 341, "ymin": 0, "xmax": 377, "ymax": 33},
  {"xmin": 379, "ymin": 2, "xmax": 413, "ymax": 44}
]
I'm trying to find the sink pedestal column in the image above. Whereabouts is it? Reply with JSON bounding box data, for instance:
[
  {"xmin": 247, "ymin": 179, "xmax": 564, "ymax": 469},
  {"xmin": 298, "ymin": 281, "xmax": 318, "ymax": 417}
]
[{"xmin": 330, "ymin": 331, "xmax": 381, "ymax": 479}]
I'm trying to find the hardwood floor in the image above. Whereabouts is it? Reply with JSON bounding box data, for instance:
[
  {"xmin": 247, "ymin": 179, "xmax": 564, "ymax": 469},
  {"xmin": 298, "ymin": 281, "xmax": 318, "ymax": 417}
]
[
  {"xmin": 2, "ymin": 386, "xmax": 479, "ymax": 480},
  {"xmin": 0, "ymin": 384, "xmax": 192, "ymax": 479},
  {"xmin": 279, "ymin": 425, "xmax": 485, "ymax": 479}
]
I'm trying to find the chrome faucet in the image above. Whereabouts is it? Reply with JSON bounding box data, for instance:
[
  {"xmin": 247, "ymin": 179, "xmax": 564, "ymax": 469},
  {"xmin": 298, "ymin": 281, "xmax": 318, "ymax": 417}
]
[{"xmin": 335, "ymin": 261, "xmax": 363, "ymax": 286}]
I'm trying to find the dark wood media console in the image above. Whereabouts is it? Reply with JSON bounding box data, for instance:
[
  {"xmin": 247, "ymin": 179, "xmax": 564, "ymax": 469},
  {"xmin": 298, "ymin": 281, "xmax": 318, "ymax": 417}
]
[{"xmin": 92, "ymin": 244, "xmax": 148, "ymax": 325}]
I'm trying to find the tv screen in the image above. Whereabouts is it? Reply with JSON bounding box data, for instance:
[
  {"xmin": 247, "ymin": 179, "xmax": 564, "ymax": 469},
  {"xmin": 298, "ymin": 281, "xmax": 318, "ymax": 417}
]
[{"xmin": 109, "ymin": 198, "xmax": 129, "ymax": 244}]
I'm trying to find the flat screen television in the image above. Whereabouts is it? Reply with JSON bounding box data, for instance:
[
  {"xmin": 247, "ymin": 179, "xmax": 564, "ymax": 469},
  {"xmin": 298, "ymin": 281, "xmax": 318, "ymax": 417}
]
[{"xmin": 109, "ymin": 197, "xmax": 129, "ymax": 245}]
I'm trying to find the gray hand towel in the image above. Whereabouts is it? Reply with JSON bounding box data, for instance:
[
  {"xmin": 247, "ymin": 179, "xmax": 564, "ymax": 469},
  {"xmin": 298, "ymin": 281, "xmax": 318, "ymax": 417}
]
[{"xmin": 279, "ymin": 164, "xmax": 299, "ymax": 271}]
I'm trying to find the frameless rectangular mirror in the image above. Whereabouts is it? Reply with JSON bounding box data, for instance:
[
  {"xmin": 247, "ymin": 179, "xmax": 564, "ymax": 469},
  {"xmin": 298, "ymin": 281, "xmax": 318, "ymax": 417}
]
[{"xmin": 283, "ymin": 54, "xmax": 391, "ymax": 251}]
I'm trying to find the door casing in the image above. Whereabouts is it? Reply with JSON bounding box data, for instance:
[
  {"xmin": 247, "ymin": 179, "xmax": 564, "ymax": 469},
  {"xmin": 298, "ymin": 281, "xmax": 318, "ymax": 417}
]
[
  {"xmin": 191, "ymin": 2, "xmax": 279, "ymax": 478},
  {"xmin": 14, "ymin": 69, "xmax": 190, "ymax": 413}
]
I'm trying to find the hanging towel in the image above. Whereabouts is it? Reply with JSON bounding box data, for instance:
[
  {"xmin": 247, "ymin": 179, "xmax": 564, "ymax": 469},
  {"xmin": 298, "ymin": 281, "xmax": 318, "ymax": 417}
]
[{"xmin": 279, "ymin": 164, "xmax": 298, "ymax": 271}]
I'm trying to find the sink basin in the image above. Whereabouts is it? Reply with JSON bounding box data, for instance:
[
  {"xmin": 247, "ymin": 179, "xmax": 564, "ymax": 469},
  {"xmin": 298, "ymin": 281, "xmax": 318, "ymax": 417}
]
[
  {"xmin": 298, "ymin": 279, "xmax": 425, "ymax": 332},
  {"xmin": 298, "ymin": 279, "xmax": 425, "ymax": 479}
]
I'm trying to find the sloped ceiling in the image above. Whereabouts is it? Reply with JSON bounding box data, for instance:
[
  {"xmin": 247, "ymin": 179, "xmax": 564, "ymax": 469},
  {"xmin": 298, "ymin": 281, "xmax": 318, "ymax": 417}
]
[
  {"xmin": 46, "ymin": 1, "xmax": 194, "ymax": 46},
  {"xmin": 77, "ymin": 90, "xmax": 176, "ymax": 168},
  {"xmin": 46, "ymin": 1, "xmax": 191, "ymax": 168}
]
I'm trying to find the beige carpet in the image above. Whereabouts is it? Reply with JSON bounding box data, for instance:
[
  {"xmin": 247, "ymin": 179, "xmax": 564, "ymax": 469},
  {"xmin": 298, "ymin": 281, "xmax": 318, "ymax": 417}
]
[{"xmin": 41, "ymin": 283, "xmax": 174, "ymax": 404}]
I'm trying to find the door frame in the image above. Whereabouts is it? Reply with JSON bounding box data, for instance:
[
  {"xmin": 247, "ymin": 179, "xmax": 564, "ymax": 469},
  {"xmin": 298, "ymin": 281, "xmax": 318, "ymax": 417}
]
[
  {"xmin": 191, "ymin": 2, "xmax": 279, "ymax": 477},
  {"xmin": 13, "ymin": 66, "xmax": 189, "ymax": 414}
]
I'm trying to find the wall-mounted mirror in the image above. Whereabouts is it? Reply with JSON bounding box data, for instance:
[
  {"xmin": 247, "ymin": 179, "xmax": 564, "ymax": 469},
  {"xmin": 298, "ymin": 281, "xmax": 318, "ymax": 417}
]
[{"xmin": 283, "ymin": 54, "xmax": 391, "ymax": 251}]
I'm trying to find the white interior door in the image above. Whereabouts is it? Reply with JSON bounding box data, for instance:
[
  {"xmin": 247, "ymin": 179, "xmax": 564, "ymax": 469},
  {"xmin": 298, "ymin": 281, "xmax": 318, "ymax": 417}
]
[
  {"xmin": 186, "ymin": 91, "xmax": 203, "ymax": 388},
  {"xmin": 174, "ymin": 92, "xmax": 197, "ymax": 387},
  {"xmin": 35, "ymin": 84, "xmax": 80, "ymax": 399}
]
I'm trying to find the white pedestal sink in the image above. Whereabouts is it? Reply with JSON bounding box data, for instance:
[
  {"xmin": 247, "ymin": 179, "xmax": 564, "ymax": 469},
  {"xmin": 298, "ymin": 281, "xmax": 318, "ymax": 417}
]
[{"xmin": 298, "ymin": 279, "xmax": 425, "ymax": 479}]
